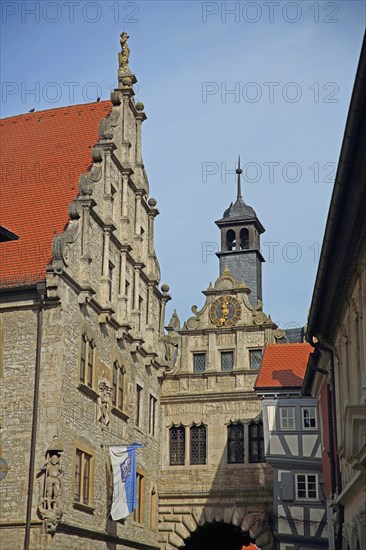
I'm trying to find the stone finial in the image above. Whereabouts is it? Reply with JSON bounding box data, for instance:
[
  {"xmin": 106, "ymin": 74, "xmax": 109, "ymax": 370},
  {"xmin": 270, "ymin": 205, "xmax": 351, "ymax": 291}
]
[{"xmin": 168, "ymin": 309, "xmax": 181, "ymax": 331}]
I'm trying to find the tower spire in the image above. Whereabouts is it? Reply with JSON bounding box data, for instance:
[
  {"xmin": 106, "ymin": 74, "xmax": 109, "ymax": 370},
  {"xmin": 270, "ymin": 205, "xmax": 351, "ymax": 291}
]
[{"xmin": 236, "ymin": 156, "xmax": 243, "ymax": 200}]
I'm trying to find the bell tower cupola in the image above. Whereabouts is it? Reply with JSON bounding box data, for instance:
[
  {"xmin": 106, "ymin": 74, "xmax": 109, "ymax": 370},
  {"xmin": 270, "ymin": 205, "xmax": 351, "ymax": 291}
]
[{"xmin": 215, "ymin": 158, "xmax": 265, "ymax": 306}]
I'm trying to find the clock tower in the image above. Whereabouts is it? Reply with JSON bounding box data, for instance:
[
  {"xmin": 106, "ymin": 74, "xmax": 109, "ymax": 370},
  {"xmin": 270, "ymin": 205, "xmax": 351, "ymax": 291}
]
[
  {"xmin": 216, "ymin": 159, "xmax": 265, "ymax": 307},
  {"xmin": 158, "ymin": 158, "xmax": 286, "ymax": 550}
]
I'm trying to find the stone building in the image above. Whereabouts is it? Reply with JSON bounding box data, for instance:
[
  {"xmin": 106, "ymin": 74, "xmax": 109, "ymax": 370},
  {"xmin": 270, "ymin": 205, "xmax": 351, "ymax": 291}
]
[
  {"xmin": 0, "ymin": 36, "xmax": 170, "ymax": 549},
  {"xmin": 158, "ymin": 167, "xmax": 297, "ymax": 550},
  {"xmin": 304, "ymin": 33, "xmax": 366, "ymax": 550},
  {"xmin": 255, "ymin": 343, "xmax": 328, "ymax": 550}
]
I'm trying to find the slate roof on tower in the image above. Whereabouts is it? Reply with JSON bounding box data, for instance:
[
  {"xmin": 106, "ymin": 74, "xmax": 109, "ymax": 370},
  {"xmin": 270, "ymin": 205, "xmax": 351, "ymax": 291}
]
[{"xmin": 0, "ymin": 101, "xmax": 112, "ymax": 287}]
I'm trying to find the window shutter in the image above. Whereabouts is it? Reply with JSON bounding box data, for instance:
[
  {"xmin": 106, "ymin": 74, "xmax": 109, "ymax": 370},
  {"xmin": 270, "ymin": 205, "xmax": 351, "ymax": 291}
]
[{"xmin": 280, "ymin": 472, "xmax": 294, "ymax": 501}]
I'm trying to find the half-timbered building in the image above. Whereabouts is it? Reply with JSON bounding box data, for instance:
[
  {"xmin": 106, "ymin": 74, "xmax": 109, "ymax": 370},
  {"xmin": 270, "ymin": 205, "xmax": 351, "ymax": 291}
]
[{"xmin": 255, "ymin": 343, "xmax": 328, "ymax": 549}]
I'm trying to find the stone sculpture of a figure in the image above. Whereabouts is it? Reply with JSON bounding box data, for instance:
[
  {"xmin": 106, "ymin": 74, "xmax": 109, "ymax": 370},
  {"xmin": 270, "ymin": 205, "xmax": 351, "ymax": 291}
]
[
  {"xmin": 38, "ymin": 437, "xmax": 64, "ymax": 533},
  {"xmin": 45, "ymin": 454, "xmax": 63, "ymax": 510},
  {"xmin": 119, "ymin": 32, "xmax": 130, "ymax": 72},
  {"xmin": 97, "ymin": 380, "xmax": 112, "ymax": 426}
]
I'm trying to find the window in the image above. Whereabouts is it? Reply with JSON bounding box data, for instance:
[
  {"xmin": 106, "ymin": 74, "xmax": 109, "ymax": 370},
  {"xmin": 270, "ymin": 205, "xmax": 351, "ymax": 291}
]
[
  {"xmin": 149, "ymin": 395, "xmax": 157, "ymax": 436},
  {"xmin": 193, "ymin": 353, "xmax": 206, "ymax": 373},
  {"xmin": 302, "ymin": 407, "xmax": 317, "ymax": 429},
  {"xmin": 109, "ymin": 261, "xmax": 114, "ymax": 302},
  {"xmin": 138, "ymin": 296, "xmax": 143, "ymax": 331},
  {"xmin": 74, "ymin": 448, "xmax": 93, "ymax": 506},
  {"xmin": 221, "ymin": 351, "xmax": 234, "ymax": 371},
  {"xmin": 111, "ymin": 185, "xmax": 117, "ymax": 221},
  {"xmin": 80, "ymin": 334, "xmax": 87, "ymax": 383},
  {"xmin": 133, "ymin": 470, "xmax": 145, "ymax": 523},
  {"xmin": 295, "ymin": 473, "xmax": 318, "ymax": 500},
  {"xmin": 112, "ymin": 362, "xmax": 125, "ymax": 411},
  {"xmin": 136, "ymin": 384, "xmax": 142, "ymax": 427},
  {"xmin": 249, "ymin": 421, "xmax": 265, "ymax": 463},
  {"xmin": 169, "ymin": 426, "xmax": 185, "ymax": 465},
  {"xmin": 226, "ymin": 229, "xmax": 236, "ymax": 251},
  {"xmin": 190, "ymin": 425, "xmax": 207, "ymax": 465},
  {"xmin": 280, "ymin": 407, "xmax": 296, "ymax": 430},
  {"xmin": 80, "ymin": 335, "xmax": 94, "ymax": 389},
  {"xmin": 87, "ymin": 342, "xmax": 94, "ymax": 389},
  {"xmin": 240, "ymin": 228, "xmax": 249, "ymax": 250},
  {"xmin": 249, "ymin": 349, "xmax": 262, "ymax": 369},
  {"xmin": 0, "ymin": 226, "xmax": 19, "ymax": 242},
  {"xmin": 227, "ymin": 423, "xmax": 244, "ymax": 463}
]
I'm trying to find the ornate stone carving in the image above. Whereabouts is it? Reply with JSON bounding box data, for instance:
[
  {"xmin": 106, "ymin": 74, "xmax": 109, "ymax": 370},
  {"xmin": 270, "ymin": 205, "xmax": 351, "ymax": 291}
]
[
  {"xmin": 52, "ymin": 219, "xmax": 79, "ymax": 269},
  {"xmin": 38, "ymin": 436, "xmax": 64, "ymax": 533},
  {"xmin": 214, "ymin": 267, "xmax": 240, "ymax": 290},
  {"xmin": 68, "ymin": 200, "xmax": 81, "ymax": 220},
  {"xmin": 97, "ymin": 379, "xmax": 112, "ymax": 426},
  {"xmin": 79, "ymin": 173, "xmax": 93, "ymax": 196}
]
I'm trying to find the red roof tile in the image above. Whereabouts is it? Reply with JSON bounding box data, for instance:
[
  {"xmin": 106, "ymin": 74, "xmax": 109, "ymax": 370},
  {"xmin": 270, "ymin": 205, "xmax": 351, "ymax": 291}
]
[
  {"xmin": 0, "ymin": 101, "xmax": 112, "ymax": 287},
  {"xmin": 255, "ymin": 343, "xmax": 312, "ymax": 389}
]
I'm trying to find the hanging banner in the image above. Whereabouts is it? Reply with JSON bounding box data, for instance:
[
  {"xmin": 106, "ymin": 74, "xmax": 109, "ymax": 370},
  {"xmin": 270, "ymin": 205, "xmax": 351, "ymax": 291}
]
[{"xmin": 109, "ymin": 443, "xmax": 143, "ymax": 520}]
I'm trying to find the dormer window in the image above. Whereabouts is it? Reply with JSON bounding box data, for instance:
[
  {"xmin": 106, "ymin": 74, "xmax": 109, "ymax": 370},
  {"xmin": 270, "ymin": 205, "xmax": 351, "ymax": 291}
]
[{"xmin": 0, "ymin": 226, "xmax": 19, "ymax": 242}]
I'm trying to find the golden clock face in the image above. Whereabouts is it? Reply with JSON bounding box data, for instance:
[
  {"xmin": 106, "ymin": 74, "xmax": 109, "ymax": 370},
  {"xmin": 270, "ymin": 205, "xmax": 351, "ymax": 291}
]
[{"xmin": 210, "ymin": 295, "xmax": 241, "ymax": 327}]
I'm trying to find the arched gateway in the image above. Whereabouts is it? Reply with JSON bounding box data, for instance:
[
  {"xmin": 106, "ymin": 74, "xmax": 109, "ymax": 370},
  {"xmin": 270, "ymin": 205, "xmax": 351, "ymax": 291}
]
[
  {"xmin": 181, "ymin": 522, "xmax": 252, "ymax": 549},
  {"xmin": 158, "ymin": 506, "xmax": 275, "ymax": 550}
]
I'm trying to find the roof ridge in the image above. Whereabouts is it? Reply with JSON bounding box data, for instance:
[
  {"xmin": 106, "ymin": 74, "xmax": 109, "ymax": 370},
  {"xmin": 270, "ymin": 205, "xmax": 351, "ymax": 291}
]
[{"xmin": 0, "ymin": 100, "xmax": 111, "ymax": 122}]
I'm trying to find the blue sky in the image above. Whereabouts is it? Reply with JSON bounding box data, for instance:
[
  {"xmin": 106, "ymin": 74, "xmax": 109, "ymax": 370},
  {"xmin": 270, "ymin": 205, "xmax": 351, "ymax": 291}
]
[{"xmin": 1, "ymin": 1, "xmax": 365, "ymax": 328}]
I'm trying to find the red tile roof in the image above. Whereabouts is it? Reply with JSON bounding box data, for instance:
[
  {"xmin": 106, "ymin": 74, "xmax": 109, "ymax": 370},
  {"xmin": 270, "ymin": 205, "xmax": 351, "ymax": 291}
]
[
  {"xmin": 255, "ymin": 343, "xmax": 312, "ymax": 389},
  {"xmin": 0, "ymin": 101, "xmax": 112, "ymax": 287}
]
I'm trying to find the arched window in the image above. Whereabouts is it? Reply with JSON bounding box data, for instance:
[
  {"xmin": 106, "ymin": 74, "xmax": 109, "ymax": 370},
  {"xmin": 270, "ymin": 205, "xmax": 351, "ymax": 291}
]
[
  {"xmin": 190, "ymin": 425, "xmax": 207, "ymax": 465},
  {"xmin": 249, "ymin": 421, "xmax": 265, "ymax": 463},
  {"xmin": 227, "ymin": 423, "xmax": 244, "ymax": 463},
  {"xmin": 240, "ymin": 228, "xmax": 249, "ymax": 250},
  {"xmin": 226, "ymin": 229, "xmax": 236, "ymax": 251},
  {"xmin": 169, "ymin": 426, "xmax": 185, "ymax": 465}
]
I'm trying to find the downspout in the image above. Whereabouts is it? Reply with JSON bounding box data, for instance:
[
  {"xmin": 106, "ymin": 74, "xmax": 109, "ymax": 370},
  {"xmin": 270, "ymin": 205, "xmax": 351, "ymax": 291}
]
[
  {"xmin": 24, "ymin": 281, "xmax": 46, "ymax": 550},
  {"xmin": 311, "ymin": 341, "xmax": 343, "ymax": 550}
]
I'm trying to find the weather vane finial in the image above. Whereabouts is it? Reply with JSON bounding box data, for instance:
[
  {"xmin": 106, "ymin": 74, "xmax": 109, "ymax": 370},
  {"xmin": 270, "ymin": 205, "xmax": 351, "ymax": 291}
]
[{"xmin": 236, "ymin": 156, "xmax": 243, "ymax": 200}]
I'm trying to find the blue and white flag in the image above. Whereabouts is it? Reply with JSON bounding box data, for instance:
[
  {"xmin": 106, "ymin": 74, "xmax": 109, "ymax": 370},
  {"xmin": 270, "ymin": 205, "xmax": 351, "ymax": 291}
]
[{"xmin": 109, "ymin": 443, "xmax": 143, "ymax": 521}]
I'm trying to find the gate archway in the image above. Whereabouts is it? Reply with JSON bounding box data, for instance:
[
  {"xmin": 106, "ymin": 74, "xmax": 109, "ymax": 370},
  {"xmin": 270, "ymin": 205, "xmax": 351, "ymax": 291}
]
[{"xmin": 180, "ymin": 521, "xmax": 253, "ymax": 550}]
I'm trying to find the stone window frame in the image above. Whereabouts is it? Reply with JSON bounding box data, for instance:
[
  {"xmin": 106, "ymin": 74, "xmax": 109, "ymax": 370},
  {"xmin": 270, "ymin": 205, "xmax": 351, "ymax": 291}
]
[
  {"xmin": 295, "ymin": 472, "xmax": 319, "ymax": 501},
  {"xmin": 190, "ymin": 423, "xmax": 207, "ymax": 465},
  {"xmin": 169, "ymin": 424, "xmax": 186, "ymax": 466},
  {"xmin": 301, "ymin": 406, "xmax": 318, "ymax": 430},
  {"xmin": 248, "ymin": 420, "xmax": 265, "ymax": 463},
  {"xmin": 110, "ymin": 349, "xmax": 129, "ymax": 420},
  {"xmin": 193, "ymin": 352, "xmax": 206, "ymax": 373},
  {"xmin": 78, "ymin": 328, "xmax": 97, "ymax": 399},
  {"xmin": 220, "ymin": 349, "xmax": 235, "ymax": 371},
  {"xmin": 133, "ymin": 467, "xmax": 145, "ymax": 524},
  {"xmin": 279, "ymin": 406, "xmax": 296, "ymax": 431},
  {"xmin": 227, "ymin": 422, "xmax": 245, "ymax": 464},
  {"xmin": 72, "ymin": 441, "xmax": 95, "ymax": 513},
  {"xmin": 148, "ymin": 393, "xmax": 157, "ymax": 437},
  {"xmin": 135, "ymin": 383, "xmax": 143, "ymax": 429},
  {"xmin": 248, "ymin": 348, "xmax": 263, "ymax": 370}
]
